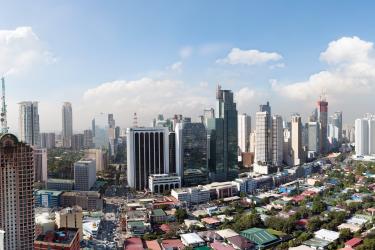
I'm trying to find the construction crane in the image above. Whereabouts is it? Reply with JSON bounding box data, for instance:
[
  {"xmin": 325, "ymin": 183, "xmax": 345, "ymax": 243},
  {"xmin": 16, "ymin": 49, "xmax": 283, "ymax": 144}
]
[{"xmin": 1, "ymin": 77, "xmax": 8, "ymax": 134}]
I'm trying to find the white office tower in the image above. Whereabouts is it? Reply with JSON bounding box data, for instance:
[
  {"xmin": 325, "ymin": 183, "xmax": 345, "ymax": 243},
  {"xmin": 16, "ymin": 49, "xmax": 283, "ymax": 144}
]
[
  {"xmin": 18, "ymin": 101, "xmax": 40, "ymax": 146},
  {"xmin": 127, "ymin": 127, "xmax": 169, "ymax": 190},
  {"xmin": 307, "ymin": 122, "xmax": 320, "ymax": 159},
  {"xmin": 238, "ymin": 113, "xmax": 251, "ymax": 153},
  {"xmin": 62, "ymin": 102, "xmax": 73, "ymax": 148},
  {"xmin": 369, "ymin": 118, "xmax": 375, "ymax": 155},
  {"xmin": 291, "ymin": 114, "xmax": 304, "ymax": 166},
  {"xmin": 271, "ymin": 115, "xmax": 283, "ymax": 166},
  {"xmin": 355, "ymin": 117, "xmax": 372, "ymax": 156},
  {"xmin": 74, "ymin": 159, "xmax": 96, "ymax": 191},
  {"xmin": 249, "ymin": 132, "xmax": 256, "ymax": 153},
  {"xmin": 255, "ymin": 111, "xmax": 271, "ymax": 165}
]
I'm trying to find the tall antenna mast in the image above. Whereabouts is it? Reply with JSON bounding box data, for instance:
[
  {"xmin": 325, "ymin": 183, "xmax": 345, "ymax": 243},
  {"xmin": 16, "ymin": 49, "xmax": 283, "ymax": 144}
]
[{"xmin": 1, "ymin": 77, "xmax": 8, "ymax": 133}]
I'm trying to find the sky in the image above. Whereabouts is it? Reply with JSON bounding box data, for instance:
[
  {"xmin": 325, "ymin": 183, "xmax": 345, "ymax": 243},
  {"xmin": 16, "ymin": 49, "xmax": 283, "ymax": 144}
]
[{"xmin": 1, "ymin": 1, "xmax": 375, "ymax": 133}]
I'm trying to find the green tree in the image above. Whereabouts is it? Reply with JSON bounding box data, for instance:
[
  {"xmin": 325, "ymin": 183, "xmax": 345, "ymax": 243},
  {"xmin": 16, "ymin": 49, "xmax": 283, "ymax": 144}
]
[{"xmin": 175, "ymin": 208, "xmax": 188, "ymax": 223}]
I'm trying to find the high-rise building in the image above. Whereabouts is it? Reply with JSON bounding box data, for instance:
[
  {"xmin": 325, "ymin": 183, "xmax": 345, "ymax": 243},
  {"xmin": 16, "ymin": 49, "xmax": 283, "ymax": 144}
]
[
  {"xmin": 208, "ymin": 85, "xmax": 238, "ymax": 182},
  {"xmin": 74, "ymin": 159, "xmax": 96, "ymax": 191},
  {"xmin": 249, "ymin": 132, "xmax": 256, "ymax": 153},
  {"xmin": 238, "ymin": 114, "xmax": 251, "ymax": 153},
  {"xmin": 84, "ymin": 149, "xmax": 108, "ymax": 172},
  {"xmin": 18, "ymin": 101, "xmax": 40, "ymax": 146},
  {"xmin": 255, "ymin": 111, "xmax": 271, "ymax": 165},
  {"xmin": 291, "ymin": 114, "xmax": 304, "ymax": 166},
  {"xmin": 168, "ymin": 132, "xmax": 177, "ymax": 174},
  {"xmin": 354, "ymin": 116, "xmax": 375, "ymax": 156},
  {"xmin": 176, "ymin": 121, "xmax": 208, "ymax": 187},
  {"xmin": 127, "ymin": 127, "xmax": 169, "ymax": 190},
  {"xmin": 71, "ymin": 134, "xmax": 84, "ymax": 151},
  {"xmin": 271, "ymin": 115, "xmax": 283, "ymax": 166},
  {"xmin": 307, "ymin": 121, "xmax": 320, "ymax": 159},
  {"xmin": 0, "ymin": 134, "xmax": 35, "ymax": 249},
  {"xmin": 317, "ymin": 96, "xmax": 328, "ymax": 154},
  {"xmin": 83, "ymin": 129, "xmax": 94, "ymax": 149},
  {"xmin": 34, "ymin": 147, "xmax": 48, "ymax": 183},
  {"xmin": 40, "ymin": 132, "xmax": 56, "ymax": 149},
  {"xmin": 92, "ymin": 113, "xmax": 109, "ymax": 149},
  {"xmin": 328, "ymin": 111, "xmax": 343, "ymax": 149},
  {"xmin": 62, "ymin": 102, "xmax": 73, "ymax": 148}
]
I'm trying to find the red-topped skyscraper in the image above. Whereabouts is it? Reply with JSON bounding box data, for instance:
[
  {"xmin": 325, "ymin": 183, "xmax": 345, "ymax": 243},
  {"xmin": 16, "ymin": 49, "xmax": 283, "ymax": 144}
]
[{"xmin": 317, "ymin": 94, "xmax": 328, "ymax": 154}]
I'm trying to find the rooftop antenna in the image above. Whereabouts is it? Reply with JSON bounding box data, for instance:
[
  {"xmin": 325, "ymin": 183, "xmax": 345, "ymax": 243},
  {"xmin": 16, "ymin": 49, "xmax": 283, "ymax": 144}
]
[
  {"xmin": 1, "ymin": 77, "xmax": 8, "ymax": 133},
  {"xmin": 133, "ymin": 112, "xmax": 138, "ymax": 127}
]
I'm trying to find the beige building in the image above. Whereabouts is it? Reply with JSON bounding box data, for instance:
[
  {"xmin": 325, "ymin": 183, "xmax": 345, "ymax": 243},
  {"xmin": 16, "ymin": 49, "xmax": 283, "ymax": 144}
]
[
  {"xmin": 291, "ymin": 114, "xmax": 304, "ymax": 166},
  {"xmin": 55, "ymin": 206, "xmax": 83, "ymax": 240},
  {"xmin": 84, "ymin": 148, "xmax": 107, "ymax": 172}
]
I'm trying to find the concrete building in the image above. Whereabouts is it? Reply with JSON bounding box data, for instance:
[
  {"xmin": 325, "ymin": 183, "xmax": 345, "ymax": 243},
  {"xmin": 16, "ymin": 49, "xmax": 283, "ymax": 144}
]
[
  {"xmin": 83, "ymin": 129, "xmax": 94, "ymax": 149},
  {"xmin": 0, "ymin": 230, "xmax": 4, "ymax": 250},
  {"xmin": 62, "ymin": 102, "xmax": 73, "ymax": 148},
  {"xmin": 207, "ymin": 85, "xmax": 238, "ymax": 182},
  {"xmin": 0, "ymin": 134, "xmax": 35, "ymax": 249},
  {"xmin": 255, "ymin": 108, "xmax": 271, "ymax": 165},
  {"xmin": 291, "ymin": 114, "xmax": 304, "ymax": 166},
  {"xmin": 171, "ymin": 187, "xmax": 210, "ymax": 205},
  {"xmin": 18, "ymin": 101, "xmax": 40, "ymax": 146},
  {"xmin": 40, "ymin": 132, "xmax": 55, "ymax": 149},
  {"xmin": 328, "ymin": 111, "xmax": 342, "ymax": 149},
  {"xmin": 55, "ymin": 206, "xmax": 83, "ymax": 240},
  {"xmin": 307, "ymin": 122, "xmax": 320, "ymax": 159},
  {"xmin": 271, "ymin": 115, "xmax": 283, "ymax": 166},
  {"xmin": 35, "ymin": 190, "xmax": 63, "ymax": 208},
  {"xmin": 34, "ymin": 228, "xmax": 80, "ymax": 250},
  {"xmin": 74, "ymin": 159, "xmax": 96, "ymax": 191},
  {"xmin": 176, "ymin": 121, "xmax": 208, "ymax": 186},
  {"xmin": 84, "ymin": 148, "xmax": 108, "ymax": 172},
  {"xmin": 71, "ymin": 134, "xmax": 84, "ymax": 151},
  {"xmin": 92, "ymin": 112, "xmax": 109, "ymax": 149},
  {"xmin": 249, "ymin": 132, "xmax": 256, "ymax": 153},
  {"xmin": 238, "ymin": 113, "xmax": 251, "ymax": 153},
  {"xmin": 60, "ymin": 191, "xmax": 103, "ymax": 211},
  {"xmin": 127, "ymin": 127, "xmax": 169, "ymax": 190},
  {"xmin": 317, "ymin": 96, "xmax": 328, "ymax": 154},
  {"xmin": 47, "ymin": 178, "xmax": 74, "ymax": 191},
  {"xmin": 355, "ymin": 115, "xmax": 375, "ymax": 156},
  {"xmin": 148, "ymin": 174, "xmax": 181, "ymax": 193},
  {"xmin": 34, "ymin": 147, "xmax": 48, "ymax": 183}
]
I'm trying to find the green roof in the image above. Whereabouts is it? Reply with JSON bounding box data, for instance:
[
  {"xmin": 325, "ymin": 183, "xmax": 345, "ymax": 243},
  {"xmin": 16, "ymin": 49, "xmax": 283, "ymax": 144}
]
[
  {"xmin": 128, "ymin": 221, "xmax": 145, "ymax": 228},
  {"xmin": 240, "ymin": 227, "xmax": 280, "ymax": 247},
  {"xmin": 152, "ymin": 209, "xmax": 166, "ymax": 216}
]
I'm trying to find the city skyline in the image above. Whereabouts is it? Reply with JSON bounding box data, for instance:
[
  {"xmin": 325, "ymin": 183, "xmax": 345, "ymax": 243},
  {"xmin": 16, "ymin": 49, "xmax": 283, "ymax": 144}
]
[{"xmin": 1, "ymin": 1, "xmax": 375, "ymax": 132}]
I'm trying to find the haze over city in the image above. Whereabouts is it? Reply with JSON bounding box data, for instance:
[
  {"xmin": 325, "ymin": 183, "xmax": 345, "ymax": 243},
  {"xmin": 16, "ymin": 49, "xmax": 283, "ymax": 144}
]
[{"xmin": 1, "ymin": 1, "xmax": 375, "ymax": 133}]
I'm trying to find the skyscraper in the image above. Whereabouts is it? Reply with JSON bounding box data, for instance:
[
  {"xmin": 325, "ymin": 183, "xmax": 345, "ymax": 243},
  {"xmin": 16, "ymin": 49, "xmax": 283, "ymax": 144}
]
[
  {"xmin": 127, "ymin": 127, "xmax": 169, "ymax": 190},
  {"xmin": 328, "ymin": 111, "xmax": 343, "ymax": 149},
  {"xmin": 208, "ymin": 85, "xmax": 238, "ymax": 182},
  {"xmin": 18, "ymin": 101, "xmax": 40, "ymax": 146},
  {"xmin": 255, "ymin": 107, "xmax": 272, "ymax": 165},
  {"xmin": 0, "ymin": 133, "xmax": 35, "ymax": 249},
  {"xmin": 307, "ymin": 121, "xmax": 320, "ymax": 159},
  {"xmin": 74, "ymin": 159, "xmax": 96, "ymax": 191},
  {"xmin": 317, "ymin": 96, "xmax": 328, "ymax": 154},
  {"xmin": 291, "ymin": 114, "xmax": 304, "ymax": 166},
  {"xmin": 354, "ymin": 116, "xmax": 375, "ymax": 156},
  {"xmin": 62, "ymin": 102, "xmax": 73, "ymax": 148},
  {"xmin": 83, "ymin": 129, "xmax": 94, "ymax": 149},
  {"xmin": 271, "ymin": 115, "xmax": 283, "ymax": 166},
  {"xmin": 93, "ymin": 113, "xmax": 109, "ymax": 149},
  {"xmin": 238, "ymin": 113, "xmax": 251, "ymax": 153},
  {"xmin": 40, "ymin": 132, "xmax": 56, "ymax": 149},
  {"xmin": 176, "ymin": 121, "xmax": 208, "ymax": 187}
]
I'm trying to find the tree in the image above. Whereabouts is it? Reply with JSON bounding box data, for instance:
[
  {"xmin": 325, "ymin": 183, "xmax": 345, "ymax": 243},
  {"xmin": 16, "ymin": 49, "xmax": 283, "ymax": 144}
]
[
  {"xmin": 175, "ymin": 208, "xmax": 188, "ymax": 223},
  {"xmin": 339, "ymin": 228, "xmax": 353, "ymax": 242},
  {"xmin": 311, "ymin": 197, "xmax": 326, "ymax": 214}
]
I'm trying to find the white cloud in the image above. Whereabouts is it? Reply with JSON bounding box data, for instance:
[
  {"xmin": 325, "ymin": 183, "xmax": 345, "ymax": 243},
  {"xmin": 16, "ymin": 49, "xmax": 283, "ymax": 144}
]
[
  {"xmin": 235, "ymin": 87, "xmax": 258, "ymax": 112},
  {"xmin": 0, "ymin": 26, "xmax": 55, "ymax": 75},
  {"xmin": 216, "ymin": 48, "xmax": 282, "ymax": 65},
  {"xmin": 273, "ymin": 36, "xmax": 375, "ymax": 101},
  {"xmin": 179, "ymin": 46, "xmax": 193, "ymax": 59},
  {"xmin": 167, "ymin": 61, "xmax": 183, "ymax": 72},
  {"xmin": 81, "ymin": 77, "xmax": 212, "ymax": 127}
]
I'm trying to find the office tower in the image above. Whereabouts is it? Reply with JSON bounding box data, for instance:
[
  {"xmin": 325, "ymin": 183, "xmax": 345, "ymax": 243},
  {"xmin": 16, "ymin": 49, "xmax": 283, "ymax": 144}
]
[
  {"xmin": 18, "ymin": 101, "xmax": 40, "ymax": 146},
  {"xmin": 40, "ymin": 132, "xmax": 56, "ymax": 149},
  {"xmin": 127, "ymin": 127, "xmax": 169, "ymax": 190},
  {"xmin": 271, "ymin": 115, "xmax": 283, "ymax": 166},
  {"xmin": 115, "ymin": 126, "xmax": 121, "ymax": 139},
  {"xmin": 255, "ymin": 110, "xmax": 271, "ymax": 165},
  {"xmin": 0, "ymin": 134, "xmax": 34, "ymax": 249},
  {"xmin": 34, "ymin": 147, "xmax": 48, "ymax": 183},
  {"xmin": 71, "ymin": 134, "xmax": 84, "ymax": 151},
  {"xmin": 317, "ymin": 96, "xmax": 328, "ymax": 154},
  {"xmin": 202, "ymin": 108, "xmax": 215, "ymax": 127},
  {"xmin": 62, "ymin": 102, "xmax": 73, "ymax": 148},
  {"xmin": 283, "ymin": 128, "xmax": 292, "ymax": 166},
  {"xmin": 238, "ymin": 113, "xmax": 251, "ymax": 153},
  {"xmin": 176, "ymin": 121, "xmax": 208, "ymax": 186},
  {"xmin": 55, "ymin": 206, "xmax": 83, "ymax": 241},
  {"xmin": 208, "ymin": 85, "xmax": 238, "ymax": 182},
  {"xmin": 84, "ymin": 149, "xmax": 108, "ymax": 172},
  {"xmin": 249, "ymin": 132, "xmax": 256, "ymax": 153},
  {"xmin": 92, "ymin": 113, "xmax": 109, "ymax": 149},
  {"xmin": 74, "ymin": 159, "xmax": 96, "ymax": 191},
  {"xmin": 369, "ymin": 118, "xmax": 375, "ymax": 155},
  {"xmin": 83, "ymin": 129, "xmax": 94, "ymax": 148},
  {"xmin": 309, "ymin": 108, "xmax": 318, "ymax": 122},
  {"xmin": 307, "ymin": 121, "xmax": 320, "ymax": 158},
  {"xmin": 354, "ymin": 116, "xmax": 375, "ymax": 156},
  {"xmin": 291, "ymin": 114, "xmax": 304, "ymax": 166},
  {"xmin": 328, "ymin": 111, "xmax": 343, "ymax": 149},
  {"xmin": 169, "ymin": 132, "xmax": 177, "ymax": 174}
]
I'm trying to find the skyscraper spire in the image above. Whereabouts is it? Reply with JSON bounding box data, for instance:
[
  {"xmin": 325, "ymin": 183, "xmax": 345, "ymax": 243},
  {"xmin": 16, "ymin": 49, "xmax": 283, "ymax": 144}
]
[{"xmin": 1, "ymin": 77, "xmax": 8, "ymax": 134}]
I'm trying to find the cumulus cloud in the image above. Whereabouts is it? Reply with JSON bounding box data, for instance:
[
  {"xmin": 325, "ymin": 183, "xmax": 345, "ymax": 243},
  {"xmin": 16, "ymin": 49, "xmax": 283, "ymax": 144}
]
[
  {"xmin": 272, "ymin": 36, "xmax": 375, "ymax": 101},
  {"xmin": 167, "ymin": 61, "xmax": 183, "ymax": 72},
  {"xmin": 234, "ymin": 87, "xmax": 260, "ymax": 113},
  {"xmin": 216, "ymin": 48, "xmax": 282, "ymax": 65},
  {"xmin": 0, "ymin": 26, "xmax": 55, "ymax": 75},
  {"xmin": 81, "ymin": 77, "xmax": 212, "ymax": 127}
]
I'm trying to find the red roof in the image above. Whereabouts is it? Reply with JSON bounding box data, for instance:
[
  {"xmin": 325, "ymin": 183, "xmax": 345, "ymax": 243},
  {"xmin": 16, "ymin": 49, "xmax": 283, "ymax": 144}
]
[
  {"xmin": 201, "ymin": 217, "xmax": 221, "ymax": 225},
  {"xmin": 296, "ymin": 219, "xmax": 308, "ymax": 226},
  {"xmin": 125, "ymin": 237, "xmax": 144, "ymax": 250},
  {"xmin": 292, "ymin": 195, "xmax": 305, "ymax": 202},
  {"xmin": 161, "ymin": 239, "xmax": 184, "ymax": 249},
  {"xmin": 159, "ymin": 224, "xmax": 171, "ymax": 233},
  {"xmin": 210, "ymin": 242, "xmax": 236, "ymax": 250},
  {"xmin": 345, "ymin": 238, "xmax": 362, "ymax": 248},
  {"xmin": 145, "ymin": 240, "xmax": 161, "ymax": 250}
]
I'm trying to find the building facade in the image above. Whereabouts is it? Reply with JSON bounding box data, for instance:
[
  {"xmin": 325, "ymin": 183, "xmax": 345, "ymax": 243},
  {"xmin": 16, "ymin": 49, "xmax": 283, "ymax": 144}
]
[
  {"xmin": 127, "ymin": 127, "xmax": 169, "ymax": 190},
  {"xmin": 34, "ymin": 147, "xmax": 48, "ymax": 183},
  {"xmin": 18, "ymin": 101, "xmax": 40, "ymax": 146},
  {"xmin": 317, "ymin": 97, "xmax": 328, "ymax": 154},
  {"xmin": 271, "ymin": 115, "xmax": 283, "ymax": 166},
  {"xmin": 238, "ymin": 113, "xmax": 251, "ymax": 153},
  {"xmin": 62, "ymin": 102, "xmax": 73, "ymax": 148},
  {"xmin": 148, "ymin": 174, "xmax": 181, "ymax": 193},
  {"xmin": 291, "ymin": 114, "xmax": 304, "ymax": 166},
  {"xmin": 73, "ymin": 159, "xmax": 96, "ymax": 191},
  {"xmin": 0, "ymin": 134, "xmax": 35, "ymax": 249},
  {"xmin": 40, "ymin": 132, "xmax": 56, "ymax": 149}
]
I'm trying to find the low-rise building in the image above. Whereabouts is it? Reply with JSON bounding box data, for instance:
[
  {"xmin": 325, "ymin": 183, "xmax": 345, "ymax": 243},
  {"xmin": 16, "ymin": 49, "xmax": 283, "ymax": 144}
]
[
  {"xmin": 55, "ymin": 206, "xmax": 83, "ymax": 241},
  {"xmin": 34, "ymin": 190, "xmax": 63, "ymax": 208},
  {"xmin": 34, "ymin": 228, "xmax": 80, "ymax": 250},
  {"xmin": 150, "ymin": 209, "xmax": 168, "ymax": 224},
  {"xmin": 180, "ymin": 233, "xmax": 205, "ymax": 247},
  {"xmin": 47, "ymin": 178, "xmax": 74, "ymax": 191},
  {"xmin": 149, "ymin": 174, "xmax": 181, "ymax": 193},
  {"xmin": 171, "ymin": 187, "xmax": 210, "ymax": 205},
  {"xmin": 60, "ymin": 191, "xmax": 103, "ymax": 211},
  {"xmin": 240, "ymin": 227, "xmax": 280, "ymax": 249}
]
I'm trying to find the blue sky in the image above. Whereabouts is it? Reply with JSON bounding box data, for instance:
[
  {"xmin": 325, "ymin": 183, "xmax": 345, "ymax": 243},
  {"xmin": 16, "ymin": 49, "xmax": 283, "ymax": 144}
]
[{"xmin": 1, "ymin": 1, "xmax": 375, "ymax": 132}]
